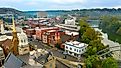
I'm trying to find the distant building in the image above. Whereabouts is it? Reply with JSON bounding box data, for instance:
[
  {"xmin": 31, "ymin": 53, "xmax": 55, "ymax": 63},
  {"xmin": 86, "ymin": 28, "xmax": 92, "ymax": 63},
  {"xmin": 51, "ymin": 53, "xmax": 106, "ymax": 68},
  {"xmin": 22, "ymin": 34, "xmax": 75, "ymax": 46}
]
[
  {"xmin": 65, "ymin": 18, "xmax": 76, "ymax": 25},
  {"xmin": 37, "ymin": 11, "xmax": 47, "ymax": 18},
  {"xmin": 64, "ymin": 41, "xmax": 88, "ymax": 57}
]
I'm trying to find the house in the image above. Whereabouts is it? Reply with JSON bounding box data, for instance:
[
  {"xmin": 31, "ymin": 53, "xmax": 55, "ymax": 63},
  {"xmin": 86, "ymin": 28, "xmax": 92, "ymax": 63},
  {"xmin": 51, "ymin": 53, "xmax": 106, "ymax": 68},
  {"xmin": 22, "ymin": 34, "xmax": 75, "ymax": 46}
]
[
  {"xmin": 64, "ymin": 41, "xmax": 88, "ymax": 57},
  {"xmin": 3, "ymin": 53, "xmax": 26, "ymax": 68}
]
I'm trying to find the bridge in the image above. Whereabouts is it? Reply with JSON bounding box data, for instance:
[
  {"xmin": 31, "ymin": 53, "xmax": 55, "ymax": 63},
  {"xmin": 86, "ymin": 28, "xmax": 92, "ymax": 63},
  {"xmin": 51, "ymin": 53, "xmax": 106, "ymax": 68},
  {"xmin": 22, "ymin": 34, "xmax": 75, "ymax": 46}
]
[{"xmin": 97, "ymin": 45, "xmax": 121, "ymax": 60}]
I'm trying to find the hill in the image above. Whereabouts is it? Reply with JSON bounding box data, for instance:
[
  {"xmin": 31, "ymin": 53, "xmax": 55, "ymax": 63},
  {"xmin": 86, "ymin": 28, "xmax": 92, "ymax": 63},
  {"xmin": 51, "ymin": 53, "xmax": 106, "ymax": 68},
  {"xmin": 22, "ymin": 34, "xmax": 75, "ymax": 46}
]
[{"xmin": 0, "ymin": 8, "xmax": 24, "ymax": 15}]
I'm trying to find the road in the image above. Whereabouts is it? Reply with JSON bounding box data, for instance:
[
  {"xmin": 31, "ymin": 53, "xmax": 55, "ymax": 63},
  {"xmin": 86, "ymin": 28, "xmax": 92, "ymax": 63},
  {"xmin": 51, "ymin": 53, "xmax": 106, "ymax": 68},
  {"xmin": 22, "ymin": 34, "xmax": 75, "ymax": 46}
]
[{"xmin": 29, "ymin": 39, "xmax": 82, "ymax": 62}]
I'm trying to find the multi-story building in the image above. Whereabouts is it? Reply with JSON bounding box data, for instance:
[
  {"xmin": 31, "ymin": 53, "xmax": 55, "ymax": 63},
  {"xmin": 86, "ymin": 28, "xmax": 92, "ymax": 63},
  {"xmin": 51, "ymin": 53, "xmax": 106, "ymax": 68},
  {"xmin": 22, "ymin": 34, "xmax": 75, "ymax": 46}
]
[
  {"xmin": 36, "ymin": 27, "xmax": 59, "ymax": 40},
  {"xmin": 64, "ymin": 41, "xmax": 88, "ymax": 57},
  {"xmin": 25, "ymin": 29, "xmax": 35, "ymax": 37},
  {"xmin": 42, "ymin": 30, "xmax": 64, "ymax": 47},
  {"xmin": 35, "ymin": 27, "xmax": 65, "ymax": 47}
]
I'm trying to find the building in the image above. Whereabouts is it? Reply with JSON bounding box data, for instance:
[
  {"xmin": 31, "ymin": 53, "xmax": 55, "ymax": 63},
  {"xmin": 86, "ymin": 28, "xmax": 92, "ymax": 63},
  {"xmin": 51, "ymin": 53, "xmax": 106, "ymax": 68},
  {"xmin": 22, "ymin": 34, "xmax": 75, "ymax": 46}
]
[
  {"xmin": 36, "ymin": 27, "xmax": 59, "ymax": 40},
  {"xmin": 0, "ymin": 20, "xmax": 12, "ymax": 57},
  {"xmin": 0, "ymin": 47, "xmax": 5, "ymax": 66},
  {"xmin": 35, "ymin": 27, "xmax": 65, "ymax": 47},
  {"xmin": 64, "ymin": 41, "xmax": 88, "ymax": 57},
  {"xmin": 37, "ymin": 11, "xmax": 47, "ymax": 18},
  {"xmin": 17, "ymin": 29, "xmax": 29, "ymax": 55},
  {"xmin": 3, "ymin": 53, "xmax": 26, "ymax": 68},
  {"xmin": 42, "ymin": 30, "xmax": 64, "ymax": 47},
  {"xmin": 65, "ymin": 18, "xmax": 76, "ymax": 25},
  {"xmin": 25, "ymin": 29, "xmax": 35, "ymax": 37}
]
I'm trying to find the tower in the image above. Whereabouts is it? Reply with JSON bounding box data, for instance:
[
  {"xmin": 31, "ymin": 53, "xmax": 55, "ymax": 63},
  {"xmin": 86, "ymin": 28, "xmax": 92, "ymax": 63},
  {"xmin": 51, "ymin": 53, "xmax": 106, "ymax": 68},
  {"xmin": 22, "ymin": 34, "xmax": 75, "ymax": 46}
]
[
  {"xmin": 17, "ymin": 28, "xmax": 29, "ymax": 55},
  {"xmin": 10, "ymin": 16, "xmax": 19, "ymax": 55},
  {"xmin": 0, "ymin": 20, "xmax": 4, "ymax": 34}
]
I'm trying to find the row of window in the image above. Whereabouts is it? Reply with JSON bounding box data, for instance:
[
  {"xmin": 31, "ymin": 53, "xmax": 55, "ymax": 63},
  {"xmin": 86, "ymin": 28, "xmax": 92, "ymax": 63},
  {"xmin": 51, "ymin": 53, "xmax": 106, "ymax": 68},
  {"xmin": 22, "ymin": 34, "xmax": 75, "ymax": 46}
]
[
  {"xmin": 66, "ymin": 46, "xmax": 86, "ymax": 52},
  {"xmin": 21, "ymin": 39, "xmax": 27, "ymax": 43}
]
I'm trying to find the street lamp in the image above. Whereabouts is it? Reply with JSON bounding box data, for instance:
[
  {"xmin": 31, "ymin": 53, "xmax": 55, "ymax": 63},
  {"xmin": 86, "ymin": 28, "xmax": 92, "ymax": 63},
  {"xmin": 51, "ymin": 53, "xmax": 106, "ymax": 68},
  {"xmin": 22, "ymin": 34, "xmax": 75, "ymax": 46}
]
[{"xmin": 63, "ymin": 52, "xmax": 67, "ymax": 59}]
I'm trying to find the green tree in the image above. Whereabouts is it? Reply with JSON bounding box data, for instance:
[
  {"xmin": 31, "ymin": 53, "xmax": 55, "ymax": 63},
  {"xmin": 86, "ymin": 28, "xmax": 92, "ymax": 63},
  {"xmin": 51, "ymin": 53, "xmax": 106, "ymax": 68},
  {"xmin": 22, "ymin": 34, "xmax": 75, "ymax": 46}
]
[
  {"xmin": 82, "ymin": 28, "xmax": 101, "ymax": 44},
  {"xmin": 79, "ymin": 18, "xmax": 90, "ymax": 36},
  {"xmin": 85, "ymin": 40, "xmax": 107, "ymax": 57},
  {"xmin": 102, "ymin": 57, "xmax": 118, "ymax": 68},
  {"xmin": 85, "ymin": 55, "xmax": 102, "ymax": 68}
]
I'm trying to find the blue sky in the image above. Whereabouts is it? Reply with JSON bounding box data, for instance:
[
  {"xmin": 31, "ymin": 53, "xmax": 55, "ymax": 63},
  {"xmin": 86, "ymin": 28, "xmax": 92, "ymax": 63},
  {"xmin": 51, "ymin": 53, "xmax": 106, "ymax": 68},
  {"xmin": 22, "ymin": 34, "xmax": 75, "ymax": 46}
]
[{"xmin": 0, "ymin": 0, "xmax": 121, "ymax": 11}]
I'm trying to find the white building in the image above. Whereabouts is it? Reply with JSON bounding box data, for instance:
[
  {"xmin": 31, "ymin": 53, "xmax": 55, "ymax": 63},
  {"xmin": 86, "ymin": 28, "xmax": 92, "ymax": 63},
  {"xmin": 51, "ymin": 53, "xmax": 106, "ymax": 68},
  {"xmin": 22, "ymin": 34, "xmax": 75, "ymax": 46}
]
[
  {"xmin": 17, "ymin": 29, "xmax": 29, "ymax": 55},
  {"xmin": 64, "ymin": 41, "xmax": 88, "ymax": 57},
  {"xmin": 65, "ymin": 19, "xmax": 76, "ymax": 25}
]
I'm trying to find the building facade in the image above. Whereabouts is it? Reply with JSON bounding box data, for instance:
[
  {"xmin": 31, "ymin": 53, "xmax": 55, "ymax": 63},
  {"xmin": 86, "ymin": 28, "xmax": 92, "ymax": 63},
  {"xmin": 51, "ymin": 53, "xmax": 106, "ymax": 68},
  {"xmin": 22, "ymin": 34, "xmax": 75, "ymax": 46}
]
[{"xmin": 36, "ymin": 27, "xmax": 59, "ymax": 40}]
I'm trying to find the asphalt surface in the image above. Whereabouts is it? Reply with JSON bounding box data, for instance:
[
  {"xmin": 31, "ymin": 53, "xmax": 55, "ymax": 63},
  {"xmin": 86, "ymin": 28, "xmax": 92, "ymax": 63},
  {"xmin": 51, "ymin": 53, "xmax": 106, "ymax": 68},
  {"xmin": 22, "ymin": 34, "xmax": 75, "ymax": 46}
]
[{"xmin": 29, "ymin": 39, "xmax": 83, "ymax": 62}]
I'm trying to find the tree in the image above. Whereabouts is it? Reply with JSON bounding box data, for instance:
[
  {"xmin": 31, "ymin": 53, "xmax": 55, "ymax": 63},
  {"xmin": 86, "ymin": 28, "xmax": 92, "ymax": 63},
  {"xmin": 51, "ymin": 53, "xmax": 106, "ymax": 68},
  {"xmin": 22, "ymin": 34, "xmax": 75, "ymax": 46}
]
[
  {"xmin": 82, "ymin": 28, "xmax": 101, "ymax": 44},
  {"xmin": 85, "ymin": 55, "xmax": 102, "ymax": 68},
  {"xmin": 102, "ymin": 57, "xmax": 118, "ymax": 68},
  {"xmin": 85, "ymin": 40, "xmax": 107, "ymax": 57},
  {"xmin": 79, "ymin": 18, "xmax": 90, "ymax": 37}
]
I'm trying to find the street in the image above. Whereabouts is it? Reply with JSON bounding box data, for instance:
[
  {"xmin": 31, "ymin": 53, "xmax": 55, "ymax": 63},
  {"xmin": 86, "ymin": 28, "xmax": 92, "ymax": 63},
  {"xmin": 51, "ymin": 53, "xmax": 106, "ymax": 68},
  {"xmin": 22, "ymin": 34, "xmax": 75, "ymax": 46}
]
[{"xmin": 29, "ymin": 38, "xmax": 83, "ymax": 62}]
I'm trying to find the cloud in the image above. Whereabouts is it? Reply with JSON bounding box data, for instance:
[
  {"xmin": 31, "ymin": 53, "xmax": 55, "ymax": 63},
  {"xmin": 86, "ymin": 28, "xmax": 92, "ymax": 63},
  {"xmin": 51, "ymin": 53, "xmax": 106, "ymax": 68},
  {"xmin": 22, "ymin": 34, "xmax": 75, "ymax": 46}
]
[
  {"xmin": 0, "ymin": 0, "xmax": 121, "ymax": 11},
  {"xmin": 51, "ymin": 0, "xmax": 84, "ymax": 4}
]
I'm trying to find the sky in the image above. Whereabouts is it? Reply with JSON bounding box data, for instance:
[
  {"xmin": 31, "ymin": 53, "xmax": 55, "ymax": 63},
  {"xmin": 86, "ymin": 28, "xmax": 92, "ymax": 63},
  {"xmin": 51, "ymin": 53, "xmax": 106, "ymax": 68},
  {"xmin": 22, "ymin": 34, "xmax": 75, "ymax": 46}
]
[{"xmin": 0, "ymin": 0, "xmax": 121, "ymax": 11}]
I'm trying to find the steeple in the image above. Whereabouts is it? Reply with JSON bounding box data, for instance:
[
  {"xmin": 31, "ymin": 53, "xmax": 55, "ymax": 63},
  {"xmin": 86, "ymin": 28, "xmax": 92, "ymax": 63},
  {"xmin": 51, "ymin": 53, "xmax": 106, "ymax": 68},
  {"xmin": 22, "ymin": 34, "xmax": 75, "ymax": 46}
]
[
  {"xmin": 0, "ymin": 20, "xmax": 4, "ymax": 34},
  {"xmin": 12, "ymin": 16, "xmax": 16, "ymax": 32},
  {"xmin": 10, "ymin": 16, "xmax": 19, "ymax": 55}
]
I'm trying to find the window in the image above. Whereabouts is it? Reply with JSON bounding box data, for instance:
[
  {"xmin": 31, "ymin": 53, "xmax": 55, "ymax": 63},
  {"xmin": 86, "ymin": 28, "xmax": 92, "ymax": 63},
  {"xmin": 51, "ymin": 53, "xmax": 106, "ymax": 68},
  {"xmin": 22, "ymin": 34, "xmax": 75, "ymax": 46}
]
[
  {"xmin": 21, "ymin": 40, "xmax": 23, "ymax": 43},
  {"xmin": 24, "ymin": 39, "xmax": 26, "ymax": 43},
  {"xmin": 79, "ymin": 50, "xmax": 81, "ymax": 52},
  {"xmin": 82, "ymin": 49, "xmax": 84, "ymax": 51},
  {"xmin": 66, "ymin": 46, "xmax": 68, "ymax": 49},
  {"xmin": 77, "ymin": 49, "xmax": 78, "ymax": 52},
  {"xmin": 70, "ymin": 48, "xmax": 72, "ymax": 50},
  {"xmin": 74, "ymin": 49, "xmax": 76, "ymax": 51}
]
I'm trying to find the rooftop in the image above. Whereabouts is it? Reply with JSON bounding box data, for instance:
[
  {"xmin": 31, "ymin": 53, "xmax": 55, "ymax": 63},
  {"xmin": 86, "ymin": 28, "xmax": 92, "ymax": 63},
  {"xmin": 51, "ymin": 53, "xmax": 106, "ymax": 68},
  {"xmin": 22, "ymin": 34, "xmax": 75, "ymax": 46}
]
[{"xmin": 65, "ymin": 41, "xmax": 86, "ymax": 48}]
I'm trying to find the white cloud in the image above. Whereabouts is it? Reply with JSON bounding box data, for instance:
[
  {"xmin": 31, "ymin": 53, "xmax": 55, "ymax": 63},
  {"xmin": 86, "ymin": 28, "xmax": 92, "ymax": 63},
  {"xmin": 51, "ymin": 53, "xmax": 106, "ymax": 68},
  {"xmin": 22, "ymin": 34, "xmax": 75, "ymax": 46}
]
[
  {"xmin": 26, "ymin": 1, "xmax": 39, "ymax": 6},
  {"xmin": 49, "ymin": 0, "xmax": 85, "ymax": 4}
]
